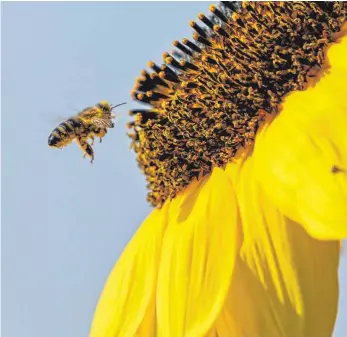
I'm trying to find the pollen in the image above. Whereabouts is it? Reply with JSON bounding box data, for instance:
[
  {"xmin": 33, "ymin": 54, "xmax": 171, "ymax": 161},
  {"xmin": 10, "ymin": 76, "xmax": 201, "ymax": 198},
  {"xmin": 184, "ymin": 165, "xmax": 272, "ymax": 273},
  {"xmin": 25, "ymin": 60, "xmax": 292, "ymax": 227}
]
[{"xmin": 128, "ymin": 1, "xmax": 347, "ymax": 207}]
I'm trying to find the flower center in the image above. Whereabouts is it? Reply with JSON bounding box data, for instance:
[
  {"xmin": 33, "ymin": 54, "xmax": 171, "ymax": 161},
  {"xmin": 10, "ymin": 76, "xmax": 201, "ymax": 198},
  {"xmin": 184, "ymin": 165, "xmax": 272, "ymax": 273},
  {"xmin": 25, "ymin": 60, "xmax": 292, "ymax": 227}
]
[{"xmin": 128, "ymin": 1, "xmax": 347, "ymax": 207}]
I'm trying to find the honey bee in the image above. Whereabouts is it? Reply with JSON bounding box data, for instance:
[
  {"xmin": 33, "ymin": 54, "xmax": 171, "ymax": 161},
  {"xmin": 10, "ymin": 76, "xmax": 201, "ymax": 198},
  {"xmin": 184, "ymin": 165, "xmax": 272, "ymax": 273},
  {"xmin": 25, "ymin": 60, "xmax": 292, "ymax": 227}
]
[{"xmin": 48, "ymin": 101, "xmax": 126, "ymax": 163}]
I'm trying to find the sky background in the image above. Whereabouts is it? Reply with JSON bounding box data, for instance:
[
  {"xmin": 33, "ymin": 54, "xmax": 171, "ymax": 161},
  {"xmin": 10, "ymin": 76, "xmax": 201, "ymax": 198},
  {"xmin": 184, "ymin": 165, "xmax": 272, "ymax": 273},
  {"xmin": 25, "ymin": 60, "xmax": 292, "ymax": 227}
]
[{"xmin": 1, "ymin": 2, "xmax": 346, "ymax": 337}]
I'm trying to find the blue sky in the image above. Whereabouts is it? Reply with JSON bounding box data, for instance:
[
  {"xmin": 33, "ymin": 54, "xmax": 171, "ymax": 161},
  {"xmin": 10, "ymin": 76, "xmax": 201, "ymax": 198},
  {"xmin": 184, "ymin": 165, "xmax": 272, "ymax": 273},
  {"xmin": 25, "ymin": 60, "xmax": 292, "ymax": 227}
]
[{"xmin": 2, "ymin": 2, "xmax": 346, "ymax": 337}]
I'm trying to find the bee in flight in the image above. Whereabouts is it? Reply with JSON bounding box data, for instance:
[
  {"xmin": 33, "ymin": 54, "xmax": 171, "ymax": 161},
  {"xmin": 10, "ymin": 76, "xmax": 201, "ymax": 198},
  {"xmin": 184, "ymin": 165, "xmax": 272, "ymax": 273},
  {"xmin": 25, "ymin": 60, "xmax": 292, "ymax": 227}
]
[{"xmin": 48, "ymin": 101, "xmax": 126, "ymax": 163}]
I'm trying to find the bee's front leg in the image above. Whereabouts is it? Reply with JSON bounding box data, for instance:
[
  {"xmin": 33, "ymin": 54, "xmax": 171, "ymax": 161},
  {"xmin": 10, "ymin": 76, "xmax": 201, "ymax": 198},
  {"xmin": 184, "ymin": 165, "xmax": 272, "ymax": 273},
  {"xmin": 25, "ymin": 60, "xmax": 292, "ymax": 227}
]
[
  {"xmin": 90, "ymin": 136, "xmax": 95, "ymax": 146},
  {"xmin": 94, "ymin": 128, "xmax": 106, "ymax": 143}
]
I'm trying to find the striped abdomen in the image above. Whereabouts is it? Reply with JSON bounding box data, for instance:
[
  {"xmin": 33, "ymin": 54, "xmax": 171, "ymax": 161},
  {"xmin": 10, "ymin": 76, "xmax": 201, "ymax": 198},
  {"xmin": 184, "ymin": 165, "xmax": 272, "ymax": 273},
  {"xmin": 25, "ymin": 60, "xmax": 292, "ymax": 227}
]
[{"xmin": 48, "ymin": 118, "xmax": 83, "ymax": 148}]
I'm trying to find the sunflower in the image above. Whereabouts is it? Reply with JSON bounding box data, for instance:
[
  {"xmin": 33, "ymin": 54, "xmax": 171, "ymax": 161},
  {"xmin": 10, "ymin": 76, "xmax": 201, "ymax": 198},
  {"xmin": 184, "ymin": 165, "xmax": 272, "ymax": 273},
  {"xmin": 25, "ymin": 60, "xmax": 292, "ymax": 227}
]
[{"xmin": 90, "ymin": 2, "xmax": 347, "ymax": 337}]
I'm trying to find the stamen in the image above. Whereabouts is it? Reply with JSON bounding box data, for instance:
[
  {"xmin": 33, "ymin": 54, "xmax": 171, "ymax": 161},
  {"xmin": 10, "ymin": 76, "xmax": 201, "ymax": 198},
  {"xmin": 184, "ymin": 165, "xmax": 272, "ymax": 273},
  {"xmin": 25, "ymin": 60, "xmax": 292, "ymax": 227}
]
[
  {"xmin": 164, "ymin": 54, "xmax": 185, "ymax": 71},
  {"xmin": 159, "ymin": 71, "xmax": 180, "ymax": 84},
  {"xmin": 213, "ymin": 25, "xmax": 229, "ymax": 37},
  {"xmin": 209, "ymin": 5, "xmax": 228, "ymax": 24},
  {"xmin": 149, "ymin": 72, "xmax": 170, "ymax": 88},
  {"xmin": 173, "ymin": 40, "xmax": 193, "ymax": 56},
  {"xmin": 160, "ymin": 64, "xmax": 179, "ymax": 78},
  {"xmin": 146, "ymin": 91, "xmax": 170, "ymax": 101},
  {"xmin": 179, "ymin": 59, "xmax": 199, "ymax": 71},
  {"xmin": 192, "ymin": 32, "xmax": 212, "ymax": 46},
  {"xmin": 129, "ymin": 109, "xmax": 158, "ymax": 123},
  {"xmin": 182, "ymin": 38, "xmax": 202, "ymax": 53},
  {"xmin": 148, "ymin": 61, "xmax": 162, "ymax": 73},
  {"xmin": 127, "ymin": 132, "xmax": 139, "ymax": 141},
  {"xmin": 190, "ymin": 20, "xmax": 208, "ymax": 38},
  {"xmin": 221, "ymin": 1, "xmax": 239, "ymax": 11},
  {"xmin": 198, "ymin": 13, "xmax": 215, "ymax": 30},
  {"xmin": 126, "ymin": 121, "xmax": 136, "ymax": 129}
]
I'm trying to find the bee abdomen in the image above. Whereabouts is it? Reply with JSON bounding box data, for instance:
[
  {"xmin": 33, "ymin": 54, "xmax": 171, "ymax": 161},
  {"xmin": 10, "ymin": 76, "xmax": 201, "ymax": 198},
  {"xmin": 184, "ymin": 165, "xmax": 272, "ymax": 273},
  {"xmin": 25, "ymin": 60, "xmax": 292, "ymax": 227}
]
[
  {"xmin": 48, "ymin": 120, "xmax": 77, "ymax": 148},
  {"xmin": 48, "ymin": 131, "xmax": 62, "ymax": 147},
  {"xmin": 66, "ymin": 118, "xmax": 83, "ymax": 129}
]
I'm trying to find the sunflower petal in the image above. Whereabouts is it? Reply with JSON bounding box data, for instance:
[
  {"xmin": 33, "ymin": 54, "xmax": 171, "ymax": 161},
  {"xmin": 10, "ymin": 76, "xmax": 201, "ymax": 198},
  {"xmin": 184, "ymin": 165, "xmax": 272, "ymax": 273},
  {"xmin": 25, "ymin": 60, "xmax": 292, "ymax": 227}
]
[
  {"xmin": 89, "ymin": 203, "xmax": 169, "ymax": 337},
  {"xmin": 253, "ymin": 34, "xmax": 347, "ymax": 240},
  {"xmin": 157, "ymin": 168, "xmax": 241, "ymax": 337},
  {"xmin": 220, "ymin": 157, "xmax": 340, "ymax": 337}
]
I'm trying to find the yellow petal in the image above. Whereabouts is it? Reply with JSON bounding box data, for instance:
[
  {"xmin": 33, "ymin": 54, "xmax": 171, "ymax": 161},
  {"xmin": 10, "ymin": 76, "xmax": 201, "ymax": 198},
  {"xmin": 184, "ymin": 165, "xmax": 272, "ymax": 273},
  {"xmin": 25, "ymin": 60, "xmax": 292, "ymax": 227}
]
[
  {"xmin": 89, "ymin": 202, "xmax": 169, "ymax": 337},
  {"xmin": 219, "ymin": 156, "xmax": 340, "ymax": 337},
  {"xmin": 253, "ymin": 33, "xmax": 347, "ymax": 240},
  {"xmin": 157, "ymin": 168, "xmax": 241, "ymax": 337}
]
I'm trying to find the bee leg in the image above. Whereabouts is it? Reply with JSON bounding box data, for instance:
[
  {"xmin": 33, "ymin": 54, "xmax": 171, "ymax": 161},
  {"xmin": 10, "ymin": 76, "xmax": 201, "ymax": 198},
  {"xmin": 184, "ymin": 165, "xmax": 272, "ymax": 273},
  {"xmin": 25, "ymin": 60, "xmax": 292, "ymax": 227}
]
[
  {"xmin": 94, "ymin": 128, "xmax": 107, "ymax": 143},
  {"xmin": 84, "ymin": 144, "xmax": 94, "ymax": 164},
  {"xmin": 90, "ymin": 137, "xmax": 95, "ymax": 145},
  {"xmin": 77, "ymin": 137, "xmax": 95, "ymax": 163}
]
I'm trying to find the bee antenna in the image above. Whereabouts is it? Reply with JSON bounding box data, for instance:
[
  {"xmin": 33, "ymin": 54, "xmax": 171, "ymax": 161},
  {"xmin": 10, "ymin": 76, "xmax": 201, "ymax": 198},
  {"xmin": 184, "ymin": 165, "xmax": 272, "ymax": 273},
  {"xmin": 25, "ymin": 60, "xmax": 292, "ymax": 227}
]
[{"xmin": 111, "ymin": 102, "xmax": 127, "ymax": 109}]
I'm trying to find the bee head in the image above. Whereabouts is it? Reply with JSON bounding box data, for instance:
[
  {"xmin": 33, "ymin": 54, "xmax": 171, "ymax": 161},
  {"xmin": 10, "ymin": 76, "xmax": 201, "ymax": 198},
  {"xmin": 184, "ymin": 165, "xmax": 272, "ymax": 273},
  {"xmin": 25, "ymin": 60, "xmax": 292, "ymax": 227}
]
[
  {"xmin": 97, "ymin": 101, "xmax": 126, "ymax": 118},
  {"xmin": 97, "ymin": 101, "xmax": 112, "ymax": 112}
]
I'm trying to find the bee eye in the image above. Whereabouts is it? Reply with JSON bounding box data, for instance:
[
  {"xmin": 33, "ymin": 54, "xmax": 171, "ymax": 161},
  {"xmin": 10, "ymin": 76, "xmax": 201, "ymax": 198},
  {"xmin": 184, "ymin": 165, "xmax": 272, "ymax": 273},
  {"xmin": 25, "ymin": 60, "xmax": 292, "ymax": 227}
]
[{"xmin": 98, "ymin": 102, "xmax": 109, "ymax": 111}]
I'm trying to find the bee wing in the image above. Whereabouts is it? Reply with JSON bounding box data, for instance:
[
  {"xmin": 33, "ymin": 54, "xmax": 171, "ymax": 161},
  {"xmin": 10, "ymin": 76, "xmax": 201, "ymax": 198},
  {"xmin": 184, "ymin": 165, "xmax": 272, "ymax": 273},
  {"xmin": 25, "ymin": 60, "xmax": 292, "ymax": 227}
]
[
  {"xmin": 91, "ymin": 118, "xmax": 115, "ymax": 128},
  {"xmin": 41, "ymin": 111, "xmax": 74, "ymax": 126}
]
